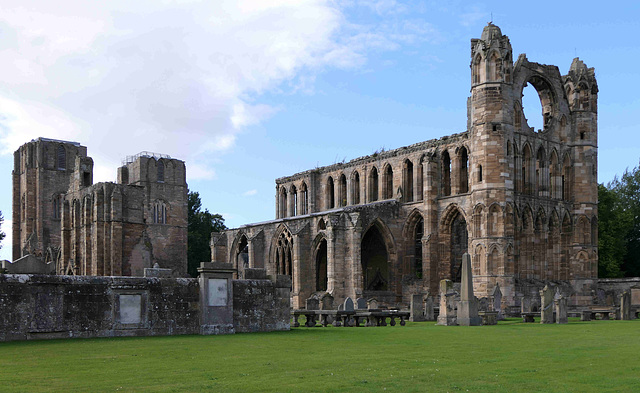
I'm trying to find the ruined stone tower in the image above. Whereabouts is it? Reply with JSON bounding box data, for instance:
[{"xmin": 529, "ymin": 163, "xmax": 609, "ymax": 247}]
[
  {"xmin": 12, "ymin": 138, "xmax": 92, "ymax": 261},
  {"xmin": 213, "ymin": 23, "xmax": 598, "ymax": 309},
  {"xmin": 13, "ymin": 139, "xmax": 188, "ymax": 277}
]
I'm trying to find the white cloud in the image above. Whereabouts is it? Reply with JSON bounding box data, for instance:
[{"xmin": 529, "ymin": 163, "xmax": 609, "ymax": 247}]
[
  {"xmin": 243, "ymin": 189, "xmax": 258, "ymax": 196},
  {"xmin": 0, "ymin": 1, "xmax": 441, "ymax": 178}
]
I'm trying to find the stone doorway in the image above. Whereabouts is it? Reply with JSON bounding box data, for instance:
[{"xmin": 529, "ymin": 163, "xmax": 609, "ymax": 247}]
[{"xmin": 362, "ymin": 226, "xmax": 389, "ymax": 291}]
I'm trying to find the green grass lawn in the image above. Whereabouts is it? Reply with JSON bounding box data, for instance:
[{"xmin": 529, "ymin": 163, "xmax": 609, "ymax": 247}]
[{"xmin": 0, "ymin": 318, "xmax": 639, "ymax": 392}]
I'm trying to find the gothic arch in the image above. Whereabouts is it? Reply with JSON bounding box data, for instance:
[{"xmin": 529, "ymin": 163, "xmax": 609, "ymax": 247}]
[
  {"xmin": 351, "ymin": 170, "xmax": 361, "ymax": 205},
  {"xmin": 441, "ymin": 150, "xmax": 452, "ymax": 196},
  {"xmin": 368, "ymin": 166, "xmax": 379, "ymax": 202},
  {"xmin": 487, "ymin": 203, "xmax": 503, "ymax": 237},
  {"xmin": 487, "ymin": 244, "xmax": 501, "ymax": 275},
  {"xmin": 231, "ymin": 232, "xmax": 249, "ymax": 276},
  {"xmin": 269, "ymin": 224, "xmax": 294, "ymax": 281},
  {"xmin": 402, "ymin": 209, "xmax": 424, "ymax": 279},
  {"xmin": 311, "ymin": 233, "xmax": 329, "ymax": 292},
  {"xmin": 473, "ymin": 203, "xmax": 486, "ymax": 238},
  {"xmin": 382, "ymin": 163, "xmax": 394, "ymax": 199},
  {"xmin": 361, "ymin": 219, "xmax": 396, "ymax": 291}
]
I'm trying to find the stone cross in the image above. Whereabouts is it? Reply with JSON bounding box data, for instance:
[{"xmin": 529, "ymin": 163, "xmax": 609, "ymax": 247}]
[
  {"xmin": 491, "ymin": 283, "xmax": 503, "ymax": 320},
  {"xmin": 457, "ymin": 252, "xmax": 481, "ymax": 326},
  {"xmin": 540, "ymin": 285, "xmax": 554, "ymax": 324},
  {"xmin": 436, "ymin": 279, "xmax": 457, "ymax": 326},
  {"xmin": 410, "ymin": 294, "xmax": 426, "ymax": 322}
]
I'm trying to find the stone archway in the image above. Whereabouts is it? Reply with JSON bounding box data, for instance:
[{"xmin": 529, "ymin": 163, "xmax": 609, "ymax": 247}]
[
  {"xmin": 361, "ymin": 225, "xmax": 389, "ymax": 291},
  {"xmin": 315, "ymin": 239, "xmax": 328, "ymax": 291},
  {"xmin": 450, "ymin": 212, "xmax": 468, "ymax": 282}
]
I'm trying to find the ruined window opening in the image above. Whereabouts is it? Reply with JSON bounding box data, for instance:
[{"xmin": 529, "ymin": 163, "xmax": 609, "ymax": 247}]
[
  {"xmin": 291, "ymin": 185, "xmax": 297, "ymax": 216},
  {"xmin": 459, "ymin": 147, "xmax": 469, "ymax": 193},
  {"xmin": 450, "ymin": 213, "xmax": 467, "ymax": 283},
  {"xmin": 82, "ymin": 172, "xmax": 91, "ymax": 187},
  {"xmin": 339, "ymin": 174, "xmax": 347, "ymax": 207},
  {"xmin": 236, "ymin": 236, "xmax": 249, "ymax": 271},
  {"xmin": 478, "ymin": 165, "xmax": 483, "ymax": 182},
  {"xmin": 274, "ymin": 229, "xmax": 294, "ymax": 290},
  {"xmin": 327, "ymin": 177, "xmax": 335, "ymax": 209},
  {"xmin": 300, "ymin": 183, "xmax": 308, "ymax": 215},
  {"xmin": 442, "ymin": 151, "xmax": 451, "ymax": 196},
  {"xmin": 279, "ymin": 188, "xmax": 287, "ymax": 218},
  {"xmin": 403, "ymin": 160, "xmax": 414, "ymax": 202},
  {"xmin": 472, "ymin": 55, "xmax": 481, "ymax": 84},
  {"xmin": 369, "ymin": 167, "xmax": 379, "ymax": 202},
  {"xmin": 383, "ymin": 165, "xmax": 393, "ymax": 199},
  {"xmin": 416, "ymin": 159, "xmax": 424, "ymax": 201},
  {"xmin": 514, "ymin": 105, "xmax": 522, "ymax": 131},
  {"xmin": 318, "ymin": 219, "xmax": 326, "ymax": 230},
  {"xmin": 414, "ymin": 217, "xmax": 423, "ymax": 278},
  {"xmin": 536, "ymin": 148, "xmax": 546, "ymax": 196},
  {"xmin": 316, "ymin": 239, "xmax": 328, "ymax": 291},
  {"xmin": 157, "ymin": 160, "xmax": 165, "ymax": 183},
  {"xmin": 489, "ymin": 52, "xmax": 501, "ymax": 81},
  {"xmin": 57, "ymin": 145, "xmax": 66, "ymax": 170},
  {"xmin": 522, "ymin": 145, "xmax": 532, "ymax": 195},
  {"xmin": 53, "ymin": 195, "xmax": 61, "ymax": 219},
  {"xmin": 361, "ymin": 225, "xmax": 389, "ymax": 291},
  {"xmin": 153, "ymin": 201, "xmax": 167, "ymax": 224},
  {"xmin": 580, "ymin": 132, "xmax": 585, "ymax": 140},
  {"xmin": 352, "ymin": 171, "xmax": 360, "ymax": 205},
  {"xmin": 522, "ymin": 83, "xmax": 544, "ymax": 132}
]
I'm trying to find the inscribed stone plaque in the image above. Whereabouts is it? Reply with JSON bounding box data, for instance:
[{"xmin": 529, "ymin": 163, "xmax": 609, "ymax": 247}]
[
  {"xmin": 631, "ymin": 288, "xmax": 640, "ymax": 305},
  {"xmin": 208, "ymin": 278, "xmax": 228, "ymax": 306},
  {"xmin": 120, "ymin": 294, "xmax": 142, "ymax": 324}
]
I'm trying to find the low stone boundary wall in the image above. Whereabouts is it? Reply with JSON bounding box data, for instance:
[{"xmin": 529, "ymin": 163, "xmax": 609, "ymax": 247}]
[{"xmin": 0, "ymin": 263, "xmax": 291, "ymax": 342}]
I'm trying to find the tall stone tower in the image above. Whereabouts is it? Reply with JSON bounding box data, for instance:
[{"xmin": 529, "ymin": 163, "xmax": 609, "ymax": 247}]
[
  {"xmin": 467, "ymin": 23, "xmax": 598, "ymax": 303},
  {"xmin": 12, "ymin": 138, "xmax": 93, "ymax": 261},
  {"xmin": 468, "ymin": 23, "xmax": 515, "ymax": 299}
]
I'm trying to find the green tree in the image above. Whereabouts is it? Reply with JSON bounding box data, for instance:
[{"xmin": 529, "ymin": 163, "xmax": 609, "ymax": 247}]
[
  {"xmin": 597, "ymin": 184, "xmax": 632, "ymax": 277},
  {"xmin": 611, "ymin": 162, "xmax": 640, "ymax": 276},
  {"xmin": 187, "ymin": 191, "xmax": 226, "ymax": 277}
]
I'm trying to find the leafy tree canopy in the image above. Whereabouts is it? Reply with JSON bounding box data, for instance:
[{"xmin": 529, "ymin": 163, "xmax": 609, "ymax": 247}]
[
  {"xmin": 599, "ymin": 161, "xmax": 640, "ymax": 277},
  {"xmin": 187, "ymin": 191, "xmax": 226, "ymax": 277}
]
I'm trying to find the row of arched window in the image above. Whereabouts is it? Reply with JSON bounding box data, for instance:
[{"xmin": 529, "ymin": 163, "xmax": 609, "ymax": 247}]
[{"xmin": 515, "ymin": 144, "xmax": 573, "ymax": 199}]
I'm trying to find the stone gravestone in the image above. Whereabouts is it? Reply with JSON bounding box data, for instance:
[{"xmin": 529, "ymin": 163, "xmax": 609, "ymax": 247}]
[
  {"xmin": 321, "ymin": 293, "xmax": 335, "ymax": 324},
  {"xmin": 620, "ymin": 291, "xmax": 632, "ymax": 320},
  {"xmin": 491, "ymin": 283, "xmax": 503, "ymax": 320},
  {"xmin": 343, "ymin": 297, "xmax": 354, "ymax": 311},
  {"xmin": 306, "ymin": 297, "xmax": 319, "ymax": 311},
  {"xmin": 540, "ymin": 285, "xmax": 554, "ymax": 324},
  {"xmin": 356, "ymin": 298, "xmax": 367, "ymax": 310},
  {"xmin": 554, "ymin": 293, "xmax": 568, "ymax": 324},
  {"xmin": 436, "ymin": 279, "xmax": 457, "ymax": 326},
  {"xmin": 343, "ymin": 297, "xmax": 355, "ymax": 326},
  {"xmin": 320, "ymin": 293, "xmax": 334, "ymax": 310},
  {"xmin": 457, "ymin": 253, "xmax": 481, "ymax": 326},
  {"xmin": 424, "ymin": 295, "xmax": 435, "ymax": 321},
  {"xmin": 410, "ymin": 294, "xmax": 426, "ymax": 322},
  {"xmin": 367, "ymin": 298, "xmax": 379, "ymax": 310}
]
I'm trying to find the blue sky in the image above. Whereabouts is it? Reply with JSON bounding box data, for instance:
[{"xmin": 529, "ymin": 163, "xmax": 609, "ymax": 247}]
[{"xmin": 1, "ymin": 1, "xmax": 639, "ymax": 260}]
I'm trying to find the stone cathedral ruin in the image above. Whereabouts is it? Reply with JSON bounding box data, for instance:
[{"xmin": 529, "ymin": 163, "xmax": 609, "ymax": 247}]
[{"xmin": 213, "ymin": 23, "xmax": 600, "ymax": 310}]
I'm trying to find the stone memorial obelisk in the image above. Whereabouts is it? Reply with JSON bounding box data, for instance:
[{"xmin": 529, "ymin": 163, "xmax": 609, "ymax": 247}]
[{"xmin": 457, "ymin": 253, "xmax": 481, "ymax": 326}]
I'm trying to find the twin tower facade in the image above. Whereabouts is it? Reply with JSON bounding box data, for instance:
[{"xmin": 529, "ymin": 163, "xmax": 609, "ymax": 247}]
[
  {"xmin": 12, "ymin": 138, "xmax": 188, "ymax": 276},
  {"xmin": 214, "ymin": 23, "xmax": 598, "ymax": 308}
]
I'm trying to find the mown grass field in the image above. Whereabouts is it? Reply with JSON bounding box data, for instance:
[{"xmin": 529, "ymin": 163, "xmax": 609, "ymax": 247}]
[{"xmin": 0, "ymin": 318, "xmax": 638, "ymax": 392}]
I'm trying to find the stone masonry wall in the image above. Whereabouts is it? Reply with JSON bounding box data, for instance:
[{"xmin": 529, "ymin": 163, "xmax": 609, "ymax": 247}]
[{"xmin": 0, "ymin": 271, "xmax": 290, "ymax": 342}]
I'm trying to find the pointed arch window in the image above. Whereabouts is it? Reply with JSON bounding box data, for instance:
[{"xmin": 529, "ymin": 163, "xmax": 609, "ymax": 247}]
[
  {"xmin": 339, "ymin": 174, "xmax": 347, "ymax": 207},
  {"xmin": 442, "ymin": 151, "xmax": 451, "ymax": 196},
  {"xmin": 57, "ymin": 145, "xmax": 66, "ymax": 170},
  {"xmin": 153, "ymin": 201, "xmax": 167, "ymax": 224},
  {"xmin": 157, "ymin": 160, "xmax": 165, "ymax": 183},
  {"xmin": 403, "ymin": 160, "xmax": 414, "ymax": 202},
  {"xmin": 383, "ymin": 165, "xmax": 393, "ymax": 199},
  {"xmin": 327, "ymin": 176, "xmax": 335, "ymax": 209},
  {"xmin": 300, "ymin": 182, "xmax": 308, "ymax": 215},
  {"xmin": 369, "ymin": 167, "xmax": 379, "ymax": 202},
  {"xmin": 351, "ymin": 171, "xmax": 360, "ymax": 205},
  {"xmin": 414, "ymin": 216, "xmax": 424, "ymax": 278}
]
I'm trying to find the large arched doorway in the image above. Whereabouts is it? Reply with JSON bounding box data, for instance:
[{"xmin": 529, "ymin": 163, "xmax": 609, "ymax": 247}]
[
  {"xmin": 361, "ymin": 226, "xmax": 389, "ymax": 291},
  {"xmin": 235, "ymin": 234, "xmax": 249, "ymax": 278},
  {"xmin": 450, "ymin": 212, "xmax": 468, "ymax": 282},
  {"xmin": 315, "ymin": 239, "xmax": 328, "ymax": 291}
]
